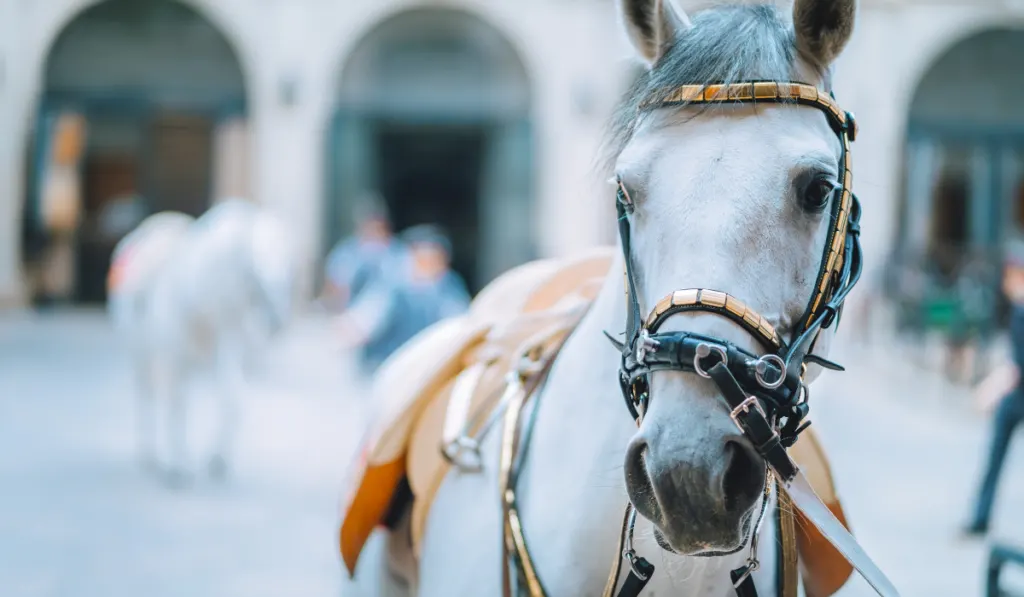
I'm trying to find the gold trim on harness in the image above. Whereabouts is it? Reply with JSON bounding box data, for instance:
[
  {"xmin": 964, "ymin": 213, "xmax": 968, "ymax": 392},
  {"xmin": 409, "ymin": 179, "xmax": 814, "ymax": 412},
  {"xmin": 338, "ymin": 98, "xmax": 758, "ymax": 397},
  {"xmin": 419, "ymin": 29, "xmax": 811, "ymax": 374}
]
[
  {"xmin": 640, "ymin": 80, "xmax": 856, "ymax": 334},
  {"xmin": 644, "ymin": 82, "xmax": 847, "ymax": 128},
  {"xmin": 644, "ymin": 288, "xmax": 783, "ymax": 350}
]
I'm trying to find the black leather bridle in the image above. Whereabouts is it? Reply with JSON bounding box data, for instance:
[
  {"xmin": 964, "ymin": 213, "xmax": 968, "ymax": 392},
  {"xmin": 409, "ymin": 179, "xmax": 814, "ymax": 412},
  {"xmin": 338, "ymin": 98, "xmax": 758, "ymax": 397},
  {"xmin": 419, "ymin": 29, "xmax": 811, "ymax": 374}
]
[
  {"xmin": 607, "ymin": 80, "xmax": 863, "ymax": 596},
  {"xmin": 496, "ymin": 80, "xmax": 896, "ymax": 597}
]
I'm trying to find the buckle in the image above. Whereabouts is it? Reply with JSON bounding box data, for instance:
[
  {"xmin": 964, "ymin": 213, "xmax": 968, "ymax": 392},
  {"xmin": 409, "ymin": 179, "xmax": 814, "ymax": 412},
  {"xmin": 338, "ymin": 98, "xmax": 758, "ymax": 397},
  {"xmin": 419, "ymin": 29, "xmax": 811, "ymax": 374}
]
[
  {"xmin": 440, "ymin": 436, "xmax": 483, "ymax": 473},
  {"xmin": 729, "ymin": 396, "xmax": 766, "ymax": 431}
]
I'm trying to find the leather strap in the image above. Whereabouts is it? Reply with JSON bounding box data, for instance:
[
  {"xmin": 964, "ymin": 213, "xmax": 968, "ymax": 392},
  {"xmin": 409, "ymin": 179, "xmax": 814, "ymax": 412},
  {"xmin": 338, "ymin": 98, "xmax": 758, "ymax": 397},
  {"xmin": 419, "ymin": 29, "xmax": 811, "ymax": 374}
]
[
  {"xmin": 601, "ymin": 505, "xmax": 656, "ymax": 597},
  {"xmin": 499, "ymin": 329, "xmax": 580, "ymax": 597},
  {"xmin": 707, "ymin": 363, "xmax": 797, "ymax": 481},
  {"xmin": 778, "ymin": 486, "xmax": 799, "ymax": 597},
  {"xmin": 731, "ymin": 564, "xmax": 759, "ymax": 597},
  {"xmin": 601, "ymin": 507, "xmax": 631, "ymax": 597},
  {"xmin": 617, "ymin": 563, "xmax": 654, "ymax": 597},
  {"xmin": 616, "ymin": 187, "xmax": 643, "ymax": 361}
]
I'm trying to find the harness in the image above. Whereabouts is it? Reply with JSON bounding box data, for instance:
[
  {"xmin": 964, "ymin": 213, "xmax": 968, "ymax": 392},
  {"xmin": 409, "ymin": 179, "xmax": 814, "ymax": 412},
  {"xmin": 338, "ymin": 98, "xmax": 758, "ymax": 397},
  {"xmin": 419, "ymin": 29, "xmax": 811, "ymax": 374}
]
[{"xmin": 496, "ymin": 81, "xmax": 901, "ymax": 597}]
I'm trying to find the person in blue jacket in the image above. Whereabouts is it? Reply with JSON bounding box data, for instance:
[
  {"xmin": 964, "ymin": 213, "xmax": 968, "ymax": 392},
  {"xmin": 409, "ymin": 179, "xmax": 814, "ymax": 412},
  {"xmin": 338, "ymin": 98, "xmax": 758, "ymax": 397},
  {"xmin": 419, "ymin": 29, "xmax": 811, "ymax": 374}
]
[
  {"xmin": 334, "ymin": 224, "xmax": 470, "ymax": 374},
  {"xmin": 322, "ymin": 198, "xmax": 406, "ymax": 311}
]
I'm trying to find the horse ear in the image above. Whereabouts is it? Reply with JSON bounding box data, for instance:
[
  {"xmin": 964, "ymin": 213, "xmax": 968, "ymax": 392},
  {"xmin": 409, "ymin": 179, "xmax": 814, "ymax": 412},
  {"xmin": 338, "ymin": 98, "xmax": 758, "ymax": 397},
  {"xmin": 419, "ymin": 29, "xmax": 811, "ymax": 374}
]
[
  {"xmin": 619, "ymin": 0, "xmax": 692, "ymax": 65},
  {"xmin": 792, "ymin": 0, "xmax": 856, "ymax": 69}
]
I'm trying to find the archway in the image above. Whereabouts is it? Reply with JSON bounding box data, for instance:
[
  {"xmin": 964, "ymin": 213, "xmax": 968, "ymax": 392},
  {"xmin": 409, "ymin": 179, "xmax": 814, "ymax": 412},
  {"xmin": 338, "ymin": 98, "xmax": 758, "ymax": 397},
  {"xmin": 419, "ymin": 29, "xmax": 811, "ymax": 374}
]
[
  {"xmin": 896, "ymin": 28, "xmax": 1024, "ymax": 330},
  {"xmin": 326, "ymin": 8, "xmax": 533, "ymax": 292},
  {"xmin": 24, "ymin": 0, "xmax": 248, "ymax": 305}
]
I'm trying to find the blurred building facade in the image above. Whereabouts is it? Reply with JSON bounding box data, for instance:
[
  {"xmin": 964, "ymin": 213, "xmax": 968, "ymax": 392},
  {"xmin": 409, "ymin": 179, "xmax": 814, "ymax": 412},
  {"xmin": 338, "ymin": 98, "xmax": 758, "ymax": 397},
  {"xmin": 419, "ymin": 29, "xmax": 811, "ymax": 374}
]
[{"xmin": 1, "ymin": 0, "xmax": 1023, "ymax": 311}]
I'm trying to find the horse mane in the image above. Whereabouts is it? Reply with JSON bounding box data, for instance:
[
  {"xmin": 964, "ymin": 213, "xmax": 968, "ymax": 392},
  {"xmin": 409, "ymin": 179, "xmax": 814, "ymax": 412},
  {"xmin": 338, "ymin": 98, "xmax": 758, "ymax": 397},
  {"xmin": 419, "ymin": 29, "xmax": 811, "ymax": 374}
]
[{"xmin": 603, "ymin": 3, "xmax": 797, "ymax": 170}]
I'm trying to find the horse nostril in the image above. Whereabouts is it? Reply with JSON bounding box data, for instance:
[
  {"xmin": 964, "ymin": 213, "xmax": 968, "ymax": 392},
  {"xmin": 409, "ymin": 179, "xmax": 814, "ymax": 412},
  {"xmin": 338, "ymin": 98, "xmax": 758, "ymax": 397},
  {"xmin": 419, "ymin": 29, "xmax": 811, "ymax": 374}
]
[
  {"xmin": 721, "ymin": 441, "xmax": 764, "ymax": 513},
  {"xmin": 624, "ymin": 438, "xmax": 657, "ymax": 513},
  {"xmin": 625, "ymin": 439, "xmax": 648, "ymax": 486}
]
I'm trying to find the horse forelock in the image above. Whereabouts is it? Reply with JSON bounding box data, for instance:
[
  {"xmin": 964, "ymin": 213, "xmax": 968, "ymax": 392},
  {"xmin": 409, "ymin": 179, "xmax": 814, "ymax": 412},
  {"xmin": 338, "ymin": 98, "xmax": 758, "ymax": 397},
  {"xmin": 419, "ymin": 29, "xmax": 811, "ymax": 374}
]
[{"xmin": 604, "ymin": 4, "xmax": 800, "ymax": 171}]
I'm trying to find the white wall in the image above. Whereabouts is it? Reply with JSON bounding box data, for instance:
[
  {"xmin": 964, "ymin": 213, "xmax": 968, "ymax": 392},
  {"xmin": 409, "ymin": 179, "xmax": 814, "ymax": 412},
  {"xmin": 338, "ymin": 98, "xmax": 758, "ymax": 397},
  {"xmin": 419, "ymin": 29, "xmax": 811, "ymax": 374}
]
[
  {"xmin": 8, "ymin": 0, "xmax": 1016, "ymax": 308},
  {"xmin": 0, "ymin": 0, "xmax": 634, "ymax": 305},
  {"xmin": 833, "ymin": 1, "xmax": 1024, "ymax": 311}
]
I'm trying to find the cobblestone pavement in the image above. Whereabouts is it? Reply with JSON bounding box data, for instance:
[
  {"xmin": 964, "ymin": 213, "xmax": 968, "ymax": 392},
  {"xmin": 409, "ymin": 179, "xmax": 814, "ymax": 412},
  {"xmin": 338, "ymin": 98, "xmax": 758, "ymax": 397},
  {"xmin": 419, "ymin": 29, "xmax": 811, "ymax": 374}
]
[{"xmin": 1, "ymin": 311, "xmax": 1023, "ymax": 597}]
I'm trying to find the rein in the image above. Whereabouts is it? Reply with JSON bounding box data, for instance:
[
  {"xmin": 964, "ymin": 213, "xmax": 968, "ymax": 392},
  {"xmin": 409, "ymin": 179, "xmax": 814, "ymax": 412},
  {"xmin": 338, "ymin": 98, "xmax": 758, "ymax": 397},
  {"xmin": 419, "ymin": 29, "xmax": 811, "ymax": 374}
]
[{"xmin": 494, "ymin": 81, "xmax": 898, "ymax": 597}]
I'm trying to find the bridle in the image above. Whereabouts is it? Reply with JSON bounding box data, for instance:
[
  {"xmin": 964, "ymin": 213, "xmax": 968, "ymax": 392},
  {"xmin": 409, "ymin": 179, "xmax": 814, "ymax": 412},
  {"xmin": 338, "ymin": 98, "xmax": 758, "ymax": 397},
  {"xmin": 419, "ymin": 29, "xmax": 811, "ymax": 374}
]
[
  {"xmin": 497, "ymin": 81, "xmax": 898, "ymax": 597},
  {"xmin": 604, "ymin": 81, "xmax": 876, "ymax": 596},
  {"xmin": 612, "ymin": 81, "xmax": 860, "ymax": 436}
]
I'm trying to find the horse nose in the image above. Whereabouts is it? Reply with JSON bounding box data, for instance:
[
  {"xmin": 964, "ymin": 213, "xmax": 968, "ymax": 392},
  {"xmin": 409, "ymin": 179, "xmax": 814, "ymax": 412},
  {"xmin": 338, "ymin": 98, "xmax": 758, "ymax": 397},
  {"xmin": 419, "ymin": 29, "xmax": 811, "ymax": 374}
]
[{"xmin": 624, "ymin": 430, "xmax": 765, "ymax": 529}]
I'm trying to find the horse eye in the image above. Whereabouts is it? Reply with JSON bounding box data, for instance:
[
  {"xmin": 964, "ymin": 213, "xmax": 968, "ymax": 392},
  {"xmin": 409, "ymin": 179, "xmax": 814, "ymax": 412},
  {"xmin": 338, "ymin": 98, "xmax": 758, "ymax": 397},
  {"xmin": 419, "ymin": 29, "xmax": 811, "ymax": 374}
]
[{"xmin": 800, "ymin": 175, "xmax": 835, "ymax": 213}]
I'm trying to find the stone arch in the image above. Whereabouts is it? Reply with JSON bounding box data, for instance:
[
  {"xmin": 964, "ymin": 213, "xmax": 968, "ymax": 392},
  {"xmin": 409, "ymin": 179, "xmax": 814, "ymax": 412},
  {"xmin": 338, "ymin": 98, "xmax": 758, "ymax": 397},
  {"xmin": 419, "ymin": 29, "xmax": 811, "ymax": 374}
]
[
  {"xmin": 24, "ymin": 0, "xmax": 250, "ymax": 304},
  {"xmin": 896, "ymin": 27, "xmax": 1024, "ymax": 330},
  {"xmin": 325, "ymin": 7, "xmax": 534, "ymax": 292}
]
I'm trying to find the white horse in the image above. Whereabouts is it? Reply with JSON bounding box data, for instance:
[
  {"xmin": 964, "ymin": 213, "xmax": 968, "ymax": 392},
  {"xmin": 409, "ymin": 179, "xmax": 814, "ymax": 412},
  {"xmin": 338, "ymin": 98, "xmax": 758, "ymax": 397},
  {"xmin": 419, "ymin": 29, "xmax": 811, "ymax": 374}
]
[
  {"xmin": 354, "ymin": 0, "xmax": 863, "ymax": 595},
  {"xmin": 110, "ymin": 199, "xmax": 299, "ymax": 485}
]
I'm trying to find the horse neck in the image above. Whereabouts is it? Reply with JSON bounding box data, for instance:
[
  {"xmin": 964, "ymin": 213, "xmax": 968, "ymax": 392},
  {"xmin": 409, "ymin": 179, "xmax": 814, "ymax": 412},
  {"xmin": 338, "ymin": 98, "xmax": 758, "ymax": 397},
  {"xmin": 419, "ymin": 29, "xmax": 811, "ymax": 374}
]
[{"xmin": 540, "ymin": 253, "xmax": 630, "ymax": 434}]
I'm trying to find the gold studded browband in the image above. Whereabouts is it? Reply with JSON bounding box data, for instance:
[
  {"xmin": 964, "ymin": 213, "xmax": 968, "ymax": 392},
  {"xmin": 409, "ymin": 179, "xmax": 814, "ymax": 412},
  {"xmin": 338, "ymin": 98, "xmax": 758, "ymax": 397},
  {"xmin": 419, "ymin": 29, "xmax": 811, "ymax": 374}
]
[{"xmin": 640, "ymin": 81, "xmax": 854, "ymax": 137}]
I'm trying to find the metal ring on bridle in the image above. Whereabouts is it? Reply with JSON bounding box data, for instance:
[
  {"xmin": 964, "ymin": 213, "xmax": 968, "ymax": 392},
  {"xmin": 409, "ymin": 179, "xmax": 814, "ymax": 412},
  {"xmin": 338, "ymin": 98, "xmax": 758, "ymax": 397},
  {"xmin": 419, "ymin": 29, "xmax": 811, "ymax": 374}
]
[
  {"xmin": 753, "ymin": 354, "xmax": 786, "ymax": 390},
  {"xmin": 694, "ymin": 342, "xmax": 728, "ymax": 379},
  {"xmin": 622, "ymin": 507, "xmax": 649, "ymax": 581}
]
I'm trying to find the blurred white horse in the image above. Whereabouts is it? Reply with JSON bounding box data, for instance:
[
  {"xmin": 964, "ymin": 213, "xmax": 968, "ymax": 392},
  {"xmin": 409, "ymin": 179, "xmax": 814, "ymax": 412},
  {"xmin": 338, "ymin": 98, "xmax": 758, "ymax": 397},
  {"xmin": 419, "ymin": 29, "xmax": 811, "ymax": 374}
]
[{"xmin": 109, "ymin": 199, "xmax": 299, "ymax": 485}]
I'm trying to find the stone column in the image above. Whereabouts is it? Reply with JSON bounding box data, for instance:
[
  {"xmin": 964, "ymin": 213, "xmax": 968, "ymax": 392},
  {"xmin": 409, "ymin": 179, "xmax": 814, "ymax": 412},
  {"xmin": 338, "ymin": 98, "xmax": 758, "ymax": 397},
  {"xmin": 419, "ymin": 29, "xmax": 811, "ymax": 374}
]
[
  {"xmin": 970, "ymin": 144, "xmax": 995, "ymax": 250},
  {"xmin": 904, "ymin": 138, "xmax": 939, "ymax": 257},
  {"xmin": 211, "ymin": 117, "xmax": 250, "ymax": 202}
]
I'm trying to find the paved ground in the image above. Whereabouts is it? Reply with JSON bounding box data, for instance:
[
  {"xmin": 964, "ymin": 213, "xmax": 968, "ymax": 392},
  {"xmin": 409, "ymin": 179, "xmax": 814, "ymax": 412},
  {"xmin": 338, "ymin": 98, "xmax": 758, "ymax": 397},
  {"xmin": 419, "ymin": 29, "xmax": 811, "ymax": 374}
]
[
  {"xmin": 0, "ymin": 310, "xmax": 367, "ymax": 597},
  {"xmin": 1, "ymin": 310, "xmax": 1024, "ymax": 596},
  {"xmin": 816, "ymin": 333, "xmax": 1024, "ymax": 597}
]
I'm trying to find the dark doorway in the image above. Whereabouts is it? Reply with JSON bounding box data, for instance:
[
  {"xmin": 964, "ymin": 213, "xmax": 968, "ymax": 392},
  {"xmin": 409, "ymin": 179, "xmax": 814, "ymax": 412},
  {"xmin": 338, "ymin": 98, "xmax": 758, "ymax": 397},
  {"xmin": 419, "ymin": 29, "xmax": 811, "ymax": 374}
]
[
  {"xmin": 77, "ymin": 151, "xmax": 140, "ymax": 303},
  {"xmin": 72, "ymin": 112, "xmax": 215, "ymax": 303},
  {"xmin": 149, "ymin": 113, "xmax": 214, "ymax": 217},
  {"xmin": 373, "ymin": 120, "xmax": 488, "ymax": 291},
  {"xmin": 29, "ymin": 0, "xmax": 246, "ymax": 305},
  {"xmin": 929, "ymin": 145, "xmax": 971, "ymax": 276}
]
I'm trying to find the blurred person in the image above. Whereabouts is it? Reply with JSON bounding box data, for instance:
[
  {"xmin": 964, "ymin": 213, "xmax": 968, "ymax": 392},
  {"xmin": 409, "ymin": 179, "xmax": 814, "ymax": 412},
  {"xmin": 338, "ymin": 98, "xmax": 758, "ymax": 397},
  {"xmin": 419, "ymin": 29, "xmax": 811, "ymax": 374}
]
[
  {"xmin": 964, "ymin": 242, "xmax": 1024, "ymax": 536},
  {"xmin": 96, "ymin": 192, "xmax": 147, "ymax": 242},
  {"xmin": 321, "ymin": 195, "xmax": 405, "ymax": 311},
  {"xmin": 946, "ymin": 256, "xmax": 994, "ymax": 384},
  {"xmin": 33, "ymin": 113, "xmax": 85, "ymax": 308},
  {"xmin": 334, "ymin": 224, "xmax": 470, "ymax": 374}
]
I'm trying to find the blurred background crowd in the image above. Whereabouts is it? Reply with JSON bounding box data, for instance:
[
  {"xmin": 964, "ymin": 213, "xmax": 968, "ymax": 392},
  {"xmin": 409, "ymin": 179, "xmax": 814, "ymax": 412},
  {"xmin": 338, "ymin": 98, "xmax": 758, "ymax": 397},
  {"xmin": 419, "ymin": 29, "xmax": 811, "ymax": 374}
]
[{"xmin": 5, "ymin": 0, "xmax": 1024, "ymax": 596}]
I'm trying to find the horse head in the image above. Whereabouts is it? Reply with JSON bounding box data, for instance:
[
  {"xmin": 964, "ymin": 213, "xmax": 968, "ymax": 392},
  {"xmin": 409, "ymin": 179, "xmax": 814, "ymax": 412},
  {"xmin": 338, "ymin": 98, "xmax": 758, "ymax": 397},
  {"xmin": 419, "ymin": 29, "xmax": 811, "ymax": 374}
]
[{"xmin": 611, "ymin": 0, "xmax": 857, "ymax": 555}]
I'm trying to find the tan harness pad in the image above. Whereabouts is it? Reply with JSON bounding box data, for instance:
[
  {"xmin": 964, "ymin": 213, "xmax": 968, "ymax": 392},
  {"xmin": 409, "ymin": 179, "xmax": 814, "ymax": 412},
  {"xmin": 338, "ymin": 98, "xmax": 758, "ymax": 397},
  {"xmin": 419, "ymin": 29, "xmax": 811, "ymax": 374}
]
[
  {"xmin": 339, "ymin": 315, "xmax": 488, "ymax": 574},
  {"xmin": 338, "ymin": 248, "xmax": 615, "ymax": 575}
]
